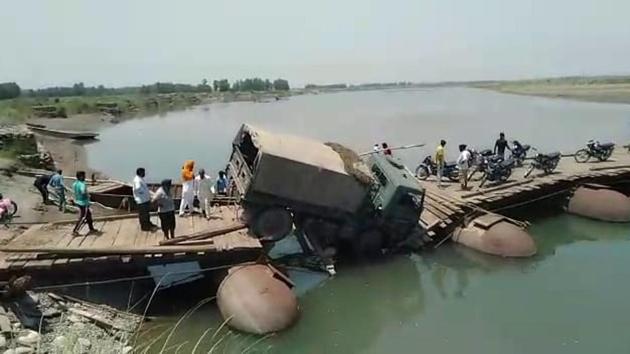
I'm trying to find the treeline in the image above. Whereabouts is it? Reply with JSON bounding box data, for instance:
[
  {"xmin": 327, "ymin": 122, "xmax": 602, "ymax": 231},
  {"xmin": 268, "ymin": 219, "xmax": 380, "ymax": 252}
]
[
  {"xmin": 0, "ymin": 77, "xmax": 291, "ymax": 100},
  {"xmin": 305, "ymin": 83, "xmax": 348, "ymax": 90},
  {"xmin": 0, "ymin": 82, "xmax": 21, "ymax": 99}
]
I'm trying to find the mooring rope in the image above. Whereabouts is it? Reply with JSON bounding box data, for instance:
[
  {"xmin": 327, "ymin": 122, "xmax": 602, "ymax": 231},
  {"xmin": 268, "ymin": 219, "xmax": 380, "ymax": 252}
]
[{"xmin": 32, "ymin": 261, "xmax": 256, "ymax": 291}]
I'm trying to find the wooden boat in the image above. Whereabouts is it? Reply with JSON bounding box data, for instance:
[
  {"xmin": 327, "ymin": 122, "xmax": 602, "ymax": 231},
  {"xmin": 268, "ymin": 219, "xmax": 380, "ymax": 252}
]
[
  {"xmin": 89, "ymin": 182, "xmax": 237, "ymax": 211},
  {"xmin": 26, "ymin": 123, "xmax": 99, "ymax": 140}
]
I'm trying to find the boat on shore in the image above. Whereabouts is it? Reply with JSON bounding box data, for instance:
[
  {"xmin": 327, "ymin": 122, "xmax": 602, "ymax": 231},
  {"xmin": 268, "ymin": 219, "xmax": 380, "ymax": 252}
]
[{"xmin": 26, "ymin": 123, "xmax": 99, "ymax": 140}]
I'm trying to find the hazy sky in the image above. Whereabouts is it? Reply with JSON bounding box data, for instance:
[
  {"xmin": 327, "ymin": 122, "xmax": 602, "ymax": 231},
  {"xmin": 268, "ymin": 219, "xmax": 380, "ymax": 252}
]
[{"xmin": 1, "ymin": 0, "xmax": 629, "ymax": 88}]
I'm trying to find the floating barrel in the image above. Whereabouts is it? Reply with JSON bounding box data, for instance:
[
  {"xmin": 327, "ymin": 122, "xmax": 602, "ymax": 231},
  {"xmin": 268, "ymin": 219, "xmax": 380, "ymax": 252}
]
[
  {"xmin": 217, "ymin": 264, "xmax": 299, "ymax": 334},
  {"xmin": 452, "ymin": 215, "xmax": 536, "ymax": 257},
  {"xmin": 567, "ymin": 186, "xmax": 630, "ymax": 222}
]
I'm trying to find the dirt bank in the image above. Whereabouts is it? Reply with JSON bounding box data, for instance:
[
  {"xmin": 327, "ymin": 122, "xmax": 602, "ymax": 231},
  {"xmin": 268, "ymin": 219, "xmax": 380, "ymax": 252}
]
[
  {"xmin": 475, "ymin": 82, "xmax": 630, "ymax": 104},
  {"xmin": 28, "ymin": 114, "xmax": 115, "ymax": 178}
]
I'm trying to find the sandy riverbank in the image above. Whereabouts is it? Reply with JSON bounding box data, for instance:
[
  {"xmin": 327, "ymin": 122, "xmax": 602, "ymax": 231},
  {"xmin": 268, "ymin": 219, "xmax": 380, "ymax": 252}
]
[{"xmin": 475, "ymin": 82, "xmax": 630, "ymax": 104}]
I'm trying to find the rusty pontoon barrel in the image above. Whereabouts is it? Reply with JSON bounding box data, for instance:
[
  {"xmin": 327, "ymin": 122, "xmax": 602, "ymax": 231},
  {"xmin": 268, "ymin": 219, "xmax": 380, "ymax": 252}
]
[
  {"xmin": 452, "ymin": 215, "xmax": 536, "ymax": 257},
  {"xmin": 217, "ymin": 264, "xmax": 299, "ymax": 334},
  {"xmin": 567, "ymin": 186, "xmax": 630, "ymax": 222}
]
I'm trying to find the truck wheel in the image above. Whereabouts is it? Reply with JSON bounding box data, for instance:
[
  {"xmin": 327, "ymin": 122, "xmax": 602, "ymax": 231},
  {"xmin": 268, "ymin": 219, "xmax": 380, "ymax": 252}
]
[{"xmin": 253, "ymin": 208, "xmax": 293, "ymax": 242}]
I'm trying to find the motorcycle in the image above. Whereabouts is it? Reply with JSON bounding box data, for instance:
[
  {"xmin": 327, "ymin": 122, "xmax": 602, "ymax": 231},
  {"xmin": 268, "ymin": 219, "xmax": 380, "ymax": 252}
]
[
  {"xmin": 524, "ymin": 149, "xmax": 561, "ymax": 178},
  {"xmin": 574, "ymin": 140, "xmax": 615, "ymax": 163},
  {"xmin": 479, "ymin": 156, "xmax": 515, "ymax": 187},
  {"xmin": 0, "ymin": 195, "xmax": 18, "ymax": 224},
  {"xmin": 467, "ymin": 148, "xmax": 495, "ymax": 181},
  {"xmin": 415, "ymin": 155, "xmax": 459, "ymax": 181},
  {"xmin": 511, "ymin": 140, "xmax": 531, "ymax": 167}
]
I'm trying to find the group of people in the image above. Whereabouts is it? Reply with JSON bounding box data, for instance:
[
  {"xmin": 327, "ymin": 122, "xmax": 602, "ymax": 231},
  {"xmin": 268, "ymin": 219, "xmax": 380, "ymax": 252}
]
[
  {"xmin": 32, "ymin": 161, "xmax": 230, "ymax": 240},
  {"xmin": 131, "ymin": 161, "xmax": 229, "ymax": 239},
  {"xmin": 434, "ymin": 132, "xmax": 512, "ymax": 190},
  {"xmin": 33, "ymin": 169, "xmax": 66, "ymax": 211},
  {"xmin": 30, "ymin": 169, "xmax": 94, "ymax": 235},
  {"xmin": 372, "ymin": 142, "xmax": 393, "ymax": 156}
]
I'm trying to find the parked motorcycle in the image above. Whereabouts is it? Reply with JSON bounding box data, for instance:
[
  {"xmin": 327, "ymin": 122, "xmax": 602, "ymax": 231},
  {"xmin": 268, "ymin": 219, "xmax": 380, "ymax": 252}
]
[
  {"xmin": 524, "ymin": 149, "xmax": 561, "ymax": 178},
  {"xmin": 0, "ymin": 194, "xmax": 18, "ymax": 223},
  {"xmin": 467, "ymin": 148, "xmax": 495, "ymax": 181},
  {"xmin": 415, "ymin": 156, "xmax": 459, "ymax": 181},
  {"xmin": 574, "ymin": 140, "xmax": 615, "ymax": 163},
  {"xmin": 479, "ymin": 157, "xmax": 515, "ymax": 187},
  {"xmin": 511, "ymin": 140, "xmax": 531, "ymax": 167}
]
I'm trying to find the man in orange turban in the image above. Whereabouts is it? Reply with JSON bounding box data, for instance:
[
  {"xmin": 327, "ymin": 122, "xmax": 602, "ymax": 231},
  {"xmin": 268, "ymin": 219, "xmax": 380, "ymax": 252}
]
[{"xmin": 179, "ymin": 160, "xmax": 195, "ymax": 216}]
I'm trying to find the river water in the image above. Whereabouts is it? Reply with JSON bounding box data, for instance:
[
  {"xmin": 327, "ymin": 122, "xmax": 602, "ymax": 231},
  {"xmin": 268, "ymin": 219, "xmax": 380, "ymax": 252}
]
[{"xmin": 84, "ymin": 88, "xmax": 630, "ymax": 353}]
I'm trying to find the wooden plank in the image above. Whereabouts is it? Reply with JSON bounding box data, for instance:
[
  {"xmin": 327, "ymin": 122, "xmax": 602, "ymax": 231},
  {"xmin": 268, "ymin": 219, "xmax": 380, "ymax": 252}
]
[
  {"xmin": 159, "ymin": 223, "xmax": 248, "ymax": 246},
  {"xmin": 472, "ymin": 214, "xmax": 505, "ymax": 229},
  {"xmin": 174, "ymin": 216, "xmax": 195, "ymax": 237},
  {"xmin": 113, "ymin": 218, "xmax": 139, "ymax": 248},
  {"xmin": 91, "ymin": 220, "xmax": 123, "ymax": 248}
]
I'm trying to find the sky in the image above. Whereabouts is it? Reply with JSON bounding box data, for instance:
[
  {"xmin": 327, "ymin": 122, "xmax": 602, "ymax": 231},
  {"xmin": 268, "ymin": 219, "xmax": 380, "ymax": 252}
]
[{"xmin": 1, "ymin": 0, "xmax": 629, "ymax": 88}]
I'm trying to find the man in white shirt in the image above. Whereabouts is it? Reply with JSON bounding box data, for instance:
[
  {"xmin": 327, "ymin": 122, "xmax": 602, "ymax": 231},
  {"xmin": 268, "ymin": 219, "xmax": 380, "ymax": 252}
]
[
  {"xmin": 195, "ymin": 169, "xmax": 214, "ymax": 219},
  {"xmin": 456, "ymin": 144, "xmax": 471, "ymax": 190},
  {"xmin": 133, "ymin": 167, "xmax": 156, "ymax": 231}
]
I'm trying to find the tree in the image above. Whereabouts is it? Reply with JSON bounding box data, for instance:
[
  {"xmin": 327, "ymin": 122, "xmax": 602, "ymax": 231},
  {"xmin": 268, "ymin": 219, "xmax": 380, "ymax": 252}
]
[
  {"xmin": 72, "ymin": 82, "xmax": 86, "ymax": 96},
  {"xmin": 213, "ymin": 80, "xmax": 219, "ymax": 92},
  {"xmin": 217, "ymin": 79, "xmax": 230, "ymax": 92},
  {"xmin": 273, "ymin": 79, "xmax": 290, "ymax": 91},
  {"xmin": 0, "ymin": 82, "xmax": 21, "ymax": 99}
]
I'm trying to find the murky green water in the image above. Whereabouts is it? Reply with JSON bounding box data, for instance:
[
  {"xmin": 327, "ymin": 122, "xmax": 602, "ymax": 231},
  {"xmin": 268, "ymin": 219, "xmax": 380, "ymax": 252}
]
[
  {"xmin": 136, "ymin": 213, "xmax": 630, "ymax": 354},
  {"xmin": 83, "ymin": 88, "xmax": 630, "ymax": 353}
]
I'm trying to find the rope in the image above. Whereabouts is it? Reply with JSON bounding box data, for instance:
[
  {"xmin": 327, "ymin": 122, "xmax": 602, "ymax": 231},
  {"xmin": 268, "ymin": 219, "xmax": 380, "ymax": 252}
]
[
  {"xmin": 32, "ymin": 261, "xmax": 255, "ymax": 291},
  {"xmin": 489, "ymin": 187, "xmax": 572, "ymax": 212}
]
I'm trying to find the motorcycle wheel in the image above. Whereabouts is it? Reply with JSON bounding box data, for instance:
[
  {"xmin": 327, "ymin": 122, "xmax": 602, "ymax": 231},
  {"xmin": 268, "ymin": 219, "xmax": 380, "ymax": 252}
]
[
  {"xmin": 544, "ymin": 159, "xmax": 559, "ymax": 174},
  {"xmin": 447, "ymin": 170, "xmax": 459, "ymax": 182},
  {"xmin": 598, "ymin": 149, "xmax": 613, "ymax": 162},
  {"xmin": 574, "ymin": 149, "xmax": 590, "ymax": 163},
  {"xmin": 415, "ymin": 165, "xmax": 430, "ymax": 180},
  {"xmin": 8, "ymin": 201, "xmax": 17, "ymax": 217}
]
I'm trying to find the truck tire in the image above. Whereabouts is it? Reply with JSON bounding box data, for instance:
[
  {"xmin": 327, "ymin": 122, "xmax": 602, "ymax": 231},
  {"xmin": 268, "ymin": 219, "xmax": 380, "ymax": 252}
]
[{"xmin": 253, "ymin": 208, "xmax": 293, "ymax": 242}]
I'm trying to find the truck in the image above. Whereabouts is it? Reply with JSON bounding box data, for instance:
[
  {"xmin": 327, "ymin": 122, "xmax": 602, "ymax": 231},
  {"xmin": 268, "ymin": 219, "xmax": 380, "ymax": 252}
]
[{"xmin": 226, "ymin": 124, "xmax": 426, "ymax": 267}]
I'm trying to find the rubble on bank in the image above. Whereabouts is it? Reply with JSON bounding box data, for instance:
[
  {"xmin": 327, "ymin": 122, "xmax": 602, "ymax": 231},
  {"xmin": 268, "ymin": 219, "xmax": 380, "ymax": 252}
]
[{"xmin": 0, "ymin": 288, "xmax": 142, "ymax": 354}]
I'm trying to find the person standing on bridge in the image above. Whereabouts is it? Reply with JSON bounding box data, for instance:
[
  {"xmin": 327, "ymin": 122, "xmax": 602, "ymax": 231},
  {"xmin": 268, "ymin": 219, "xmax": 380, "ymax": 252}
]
[
  {"xmin": 435, "ymin": 140, "xmax": 446, "ymax": 188},
  {"xmin": 33, "ymin": 173, "xmax": 52, "ymax": 204},
  {"xmin": 456, "ymin": 144, "xmax": 471, "ymax": 190},
  {"xmin": 133, "ymin": 167, "xmax": 156, "ymax": 231},
  {"xmin": 152, "ymin": 179, "xmax": 176, "ymax": 239},
  {"xmin": 494, "ymin": 132, "xmax": 511, "ymax": 159},
  {"xmin": 195, "ymin": 169, "xmax": 214, "ymax": 219},
  {"xmin": 216, "ymin": 170, "xmax": 229, "ymax": 195},
  {"xmin": 48, "ymin": 169, "xmax": 65, "ymax": 211},
  {"xmin": 72, "ymin": 171, "xmax": 97, "ymax": 236},
  {"xmin": 179, "ymin": 160, "xmax": 196, "ymax": 216}
]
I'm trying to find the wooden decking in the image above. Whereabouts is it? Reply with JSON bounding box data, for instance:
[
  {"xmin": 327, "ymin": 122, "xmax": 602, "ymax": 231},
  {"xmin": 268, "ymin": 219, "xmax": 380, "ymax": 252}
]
[
  {"xmin": 0, "ymin": 206, "xmax": 261, "ymax": 280},
  {"xmin": 418, "ymin": 150, "xmax": 630, "ymax": 244}
]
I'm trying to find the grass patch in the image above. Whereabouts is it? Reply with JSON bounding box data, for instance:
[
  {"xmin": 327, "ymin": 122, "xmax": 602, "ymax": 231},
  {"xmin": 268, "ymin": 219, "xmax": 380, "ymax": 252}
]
[{"xmin": 0, "ymin": 92, "xmax": 213, "ymax": 124}]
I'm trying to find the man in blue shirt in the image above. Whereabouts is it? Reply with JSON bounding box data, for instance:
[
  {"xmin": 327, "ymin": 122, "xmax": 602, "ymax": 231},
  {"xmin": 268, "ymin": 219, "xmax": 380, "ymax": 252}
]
[
  {"xmin": 72, "ymin": 171, "xmax": 96, "ymax": 236},
  {"xmin": 216, "ymin": 171, "xmax": 229, "ymax": 195},
  {"xmin": 48, "ymin": 170, "xmax": 65, "ymax": 212}
]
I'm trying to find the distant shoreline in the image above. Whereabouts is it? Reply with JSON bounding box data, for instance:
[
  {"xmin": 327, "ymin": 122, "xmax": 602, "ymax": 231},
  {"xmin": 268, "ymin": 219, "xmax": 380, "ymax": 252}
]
[{"xmin": 471, "ymin": 77, "xmax": 630, "ymax": 105}]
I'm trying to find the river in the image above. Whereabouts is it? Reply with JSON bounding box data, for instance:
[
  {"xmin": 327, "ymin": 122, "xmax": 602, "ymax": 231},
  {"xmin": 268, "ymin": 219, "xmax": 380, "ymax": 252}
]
[{"xmin": 85, "ymin": 88, "xmax": 630, "ymax": 353}]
